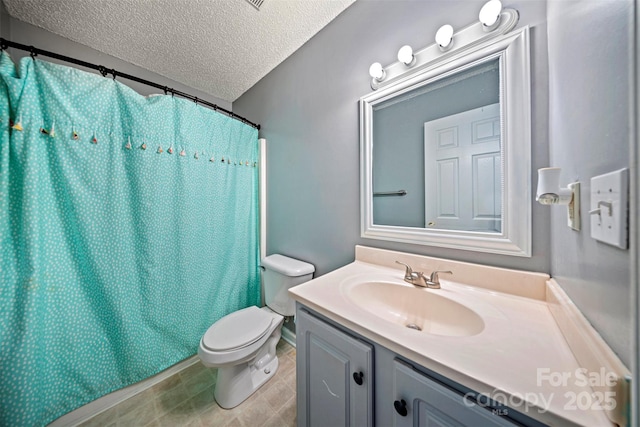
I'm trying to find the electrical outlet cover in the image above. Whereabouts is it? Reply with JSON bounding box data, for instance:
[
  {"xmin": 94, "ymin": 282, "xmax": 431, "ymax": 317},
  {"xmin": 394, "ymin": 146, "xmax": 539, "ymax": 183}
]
[
  {"xmin": 567, "ymin": 182, "xmax": 580, "ymax": 231},
  {"xmin": 590, "ymin": 168, "xmax": 629, "ymax": 249}
]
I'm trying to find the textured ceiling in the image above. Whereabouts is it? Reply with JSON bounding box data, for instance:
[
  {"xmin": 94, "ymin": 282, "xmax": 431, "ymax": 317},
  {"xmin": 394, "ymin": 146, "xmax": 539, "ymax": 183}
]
[{"xmin": 3, "ymin": 0, "xmax": 355, "ymax": 102}]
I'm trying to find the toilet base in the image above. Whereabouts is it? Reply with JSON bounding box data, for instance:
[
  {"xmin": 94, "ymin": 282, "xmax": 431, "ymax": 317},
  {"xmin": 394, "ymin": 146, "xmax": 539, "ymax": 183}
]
[{"xmin": 213, "ymin": 334, "xmax": 281, "ymax": 409}]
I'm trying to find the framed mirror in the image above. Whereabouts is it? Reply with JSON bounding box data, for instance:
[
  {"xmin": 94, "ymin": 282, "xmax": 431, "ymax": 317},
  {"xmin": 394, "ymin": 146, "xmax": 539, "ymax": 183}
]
[{"xmin": 360, "ymin": 27, "xmax": 531, "ymax": 256}]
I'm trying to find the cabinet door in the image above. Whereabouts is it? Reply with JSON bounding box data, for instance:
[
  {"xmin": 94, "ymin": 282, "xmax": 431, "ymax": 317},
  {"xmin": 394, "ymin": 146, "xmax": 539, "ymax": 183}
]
[
  {"xmin": 392, "ymin": 360, "xmax": 515, "ymax": 427},
  {"xmin": 297, "ymin": 308, "xmax": 373, "ymax": 427}
]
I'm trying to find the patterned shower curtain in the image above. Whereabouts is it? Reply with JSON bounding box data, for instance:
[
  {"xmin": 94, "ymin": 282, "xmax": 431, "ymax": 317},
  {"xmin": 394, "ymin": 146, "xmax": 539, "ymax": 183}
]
[{"xmin": 0, "ymin": 53, "xmax": 260, "ymax": 426}]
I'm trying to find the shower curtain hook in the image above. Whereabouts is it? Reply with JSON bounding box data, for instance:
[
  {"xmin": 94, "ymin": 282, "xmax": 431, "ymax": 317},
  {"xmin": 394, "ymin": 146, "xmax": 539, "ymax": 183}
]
[
  {"xmin": 0, "ymin": 39, "xmax": 7, "ymax": 51},
  {"xmin": 98, "ymin": 66, "xmax": 108, "ymax": 77},
  {"xmin": 163, "ymin": 86, "xmax": 168, "ymax": 95},
  {"xmin": 194, "ymin": 97, "xmax": 199, "ymax": 106},
  {"xmin": 29, "ymin": 46, "xmax": 37, "ymax": 60},
  {"xmin": 111, "ymin": 69, "xmax": 117, "ymax": 80}
]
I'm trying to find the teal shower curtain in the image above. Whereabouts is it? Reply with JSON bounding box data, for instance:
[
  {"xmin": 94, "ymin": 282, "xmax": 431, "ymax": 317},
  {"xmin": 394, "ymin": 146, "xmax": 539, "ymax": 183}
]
[{"xmin": 0, "ymin": 53, "xmax": 260, "ymax": 426}]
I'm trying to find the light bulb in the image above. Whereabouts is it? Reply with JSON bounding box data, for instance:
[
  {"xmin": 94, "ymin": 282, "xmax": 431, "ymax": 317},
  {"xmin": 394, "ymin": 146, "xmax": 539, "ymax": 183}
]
[
  {"xmin": 435, "ymin": 25, "xmax": 454, "ymax": 51},
  {"xmin": 479, "ymin": 0, "xmax": 502, "ymax": 31},
  {"xmin": 397, "ymin": 45, "xmax": 415, "ymax": 66},
  {"xmin": 368, "ymin": 62, "xmax": 385, "ymax": 81}
]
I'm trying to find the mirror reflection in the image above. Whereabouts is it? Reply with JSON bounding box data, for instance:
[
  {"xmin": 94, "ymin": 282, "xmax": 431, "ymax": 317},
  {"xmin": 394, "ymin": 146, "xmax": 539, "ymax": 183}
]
[{"xmin": 372, "ymin": 58, "xmax": 501, "ymax": 233}]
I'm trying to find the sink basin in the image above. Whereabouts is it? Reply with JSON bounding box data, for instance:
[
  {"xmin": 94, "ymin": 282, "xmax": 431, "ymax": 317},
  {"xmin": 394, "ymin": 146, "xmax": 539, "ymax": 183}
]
[{"xmin": 343, "ymin": 281, "xmax": 484, "ymax": 337}]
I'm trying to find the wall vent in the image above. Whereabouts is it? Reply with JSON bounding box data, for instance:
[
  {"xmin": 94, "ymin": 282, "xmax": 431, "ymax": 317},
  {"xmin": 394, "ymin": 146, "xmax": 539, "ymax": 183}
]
[{"xmin": 245, "ymin": 0, "xmax": 264, "ymax": 10}]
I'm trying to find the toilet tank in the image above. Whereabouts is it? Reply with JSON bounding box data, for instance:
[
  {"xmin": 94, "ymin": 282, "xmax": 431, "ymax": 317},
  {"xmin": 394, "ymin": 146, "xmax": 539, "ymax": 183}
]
[{"xmin": 262, "ymin": 254, "xmax": 314, "ymax": 316}]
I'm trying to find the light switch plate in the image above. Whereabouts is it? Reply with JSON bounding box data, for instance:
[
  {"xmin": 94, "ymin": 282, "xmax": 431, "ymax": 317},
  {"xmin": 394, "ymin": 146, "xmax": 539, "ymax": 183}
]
[{"xmin": 590, "ymin": 168, "xmax": 629, "ymax": 249}]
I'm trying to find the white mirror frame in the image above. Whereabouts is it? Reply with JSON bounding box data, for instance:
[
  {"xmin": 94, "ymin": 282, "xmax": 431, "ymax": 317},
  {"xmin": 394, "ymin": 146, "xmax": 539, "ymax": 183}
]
[{"xmin": 360, "ymin": 27, "xmax": 531, "ymax": 257}]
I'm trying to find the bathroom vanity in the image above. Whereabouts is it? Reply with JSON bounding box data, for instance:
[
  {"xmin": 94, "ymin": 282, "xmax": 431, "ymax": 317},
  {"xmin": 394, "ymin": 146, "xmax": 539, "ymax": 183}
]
[
  {"xmin": 289, "ymin": 246, "xmax": 630, "ymax": 427},
  {"xmin": 296, "ymin": 306, "xmax": 521, "ymax": 426}
]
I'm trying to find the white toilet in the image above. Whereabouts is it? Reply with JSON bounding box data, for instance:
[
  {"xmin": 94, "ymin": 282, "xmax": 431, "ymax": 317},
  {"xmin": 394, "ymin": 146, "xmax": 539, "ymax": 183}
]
[{"xmin": 198, "ymin": 254, "xmax": 314, "ymax": 409}]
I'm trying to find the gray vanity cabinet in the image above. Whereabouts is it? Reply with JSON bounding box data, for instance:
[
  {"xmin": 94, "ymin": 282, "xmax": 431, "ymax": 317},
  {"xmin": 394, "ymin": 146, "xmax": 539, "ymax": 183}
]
[
  {"xmin": 296, "ymin": 305, "xmax": 531, "ymax": 427},
  {"xmin": 391, "ymin": 359, "xmax": 515, "ymax": 427},
  {"xmin": 296, "ymin": 308, "xmax": 373, "ymax": 427}
]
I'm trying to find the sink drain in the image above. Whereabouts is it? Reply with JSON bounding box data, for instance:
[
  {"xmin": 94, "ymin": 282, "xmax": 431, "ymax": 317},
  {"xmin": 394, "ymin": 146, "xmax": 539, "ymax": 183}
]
[{"xmin": 406, "ymin": 323, "xmax": 422, "ymax": 331}]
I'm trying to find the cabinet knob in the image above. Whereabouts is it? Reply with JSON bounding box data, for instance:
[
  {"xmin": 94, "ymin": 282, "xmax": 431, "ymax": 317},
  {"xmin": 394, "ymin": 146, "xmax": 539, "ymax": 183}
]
[
  {"xmin": 394, "ymin": 399, "xmax": 408, "ymax": 417},
  {"xmin": 353, "ymin": 371, "xmax": 364, "ymax": 386}
]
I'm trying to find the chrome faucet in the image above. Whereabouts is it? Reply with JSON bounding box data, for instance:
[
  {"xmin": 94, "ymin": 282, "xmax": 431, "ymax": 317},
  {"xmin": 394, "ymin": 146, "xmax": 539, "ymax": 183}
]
[
  {"xmin": 395, "ymin": 261, "xmax": 452, "ymax": 289},
  {"xmin": 395, "ymin": 261, "xmax": 428, "ymax": 287}
]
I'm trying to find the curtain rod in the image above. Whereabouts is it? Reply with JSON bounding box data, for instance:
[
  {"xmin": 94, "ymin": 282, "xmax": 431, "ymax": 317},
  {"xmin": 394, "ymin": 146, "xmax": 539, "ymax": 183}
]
[{"xmin": 0, "ymin": 38, "xmax": 261, "ymax": 130}]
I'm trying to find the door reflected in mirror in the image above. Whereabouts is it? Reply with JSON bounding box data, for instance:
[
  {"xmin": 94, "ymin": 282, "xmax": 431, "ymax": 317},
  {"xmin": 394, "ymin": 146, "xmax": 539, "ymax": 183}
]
[{"xmin": 372, "ymin": 59, "xmax": 501, "ymax": 233}]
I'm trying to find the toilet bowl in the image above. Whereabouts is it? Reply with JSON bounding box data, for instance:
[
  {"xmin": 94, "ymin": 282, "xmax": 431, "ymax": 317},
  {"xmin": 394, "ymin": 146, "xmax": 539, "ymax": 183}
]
[
  {"xmin": 198, "ymin": 254, "xmax": 314, "ymax": 409},
  {"xmin": 198, "ymin": 306, "xmax": 284, "ymax": 408}
]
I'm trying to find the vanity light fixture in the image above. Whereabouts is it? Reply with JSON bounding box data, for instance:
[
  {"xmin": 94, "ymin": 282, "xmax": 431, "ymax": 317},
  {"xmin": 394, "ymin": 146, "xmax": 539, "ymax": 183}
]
[
  {"xmin": 536, "ymin": 167, "xmax": 581, "ymax": 230},
  {"xmin": 364, "ymin": 2, "xmax": 518, "ymax": 91},
  {"xmin": 435, "ymin": 25, "xmax": 454, "ymax": 51},
  {"xmin": 397, "ymin": 45, "xmax": 416, "ymax": 66},
  {"xmin": 479, "ymin": 0, "xmax": 503, "ymax": 32}
]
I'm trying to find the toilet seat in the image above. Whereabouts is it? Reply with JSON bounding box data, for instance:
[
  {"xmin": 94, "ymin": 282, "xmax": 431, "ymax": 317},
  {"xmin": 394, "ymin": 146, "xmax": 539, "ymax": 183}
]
[{"xmin": 202, "ymin": 306, "xmax": 274, "ymax": 352}]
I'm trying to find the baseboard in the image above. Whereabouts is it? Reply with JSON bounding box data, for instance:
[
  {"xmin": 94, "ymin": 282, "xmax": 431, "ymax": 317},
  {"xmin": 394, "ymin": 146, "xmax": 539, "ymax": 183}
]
[
  {"xmin": 281, "ymin": 325, "xmax": 296, "ymax": 348},
  {"xmin": 49, "ymin": 355, "xmax": 199, "ymax": 427}
]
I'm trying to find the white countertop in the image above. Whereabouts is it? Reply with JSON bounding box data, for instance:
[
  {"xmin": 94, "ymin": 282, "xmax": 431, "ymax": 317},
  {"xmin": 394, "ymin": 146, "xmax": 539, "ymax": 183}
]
[{"xmin": 289, "ymin": 247, "xmax": 620, "ymax": 427}]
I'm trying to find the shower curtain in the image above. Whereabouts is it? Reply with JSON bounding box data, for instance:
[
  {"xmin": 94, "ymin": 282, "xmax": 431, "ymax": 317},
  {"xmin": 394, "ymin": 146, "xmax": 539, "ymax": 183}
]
[{"xmin": 0, "ymin": 53, "xmax": 260, "ymax": 426}]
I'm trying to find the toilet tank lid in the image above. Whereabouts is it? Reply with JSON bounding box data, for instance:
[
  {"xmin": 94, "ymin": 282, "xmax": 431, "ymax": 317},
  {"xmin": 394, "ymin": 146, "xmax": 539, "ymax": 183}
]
[{"xmin": 261, "ymin": 254, "xmax": 315, "ymax": 277}]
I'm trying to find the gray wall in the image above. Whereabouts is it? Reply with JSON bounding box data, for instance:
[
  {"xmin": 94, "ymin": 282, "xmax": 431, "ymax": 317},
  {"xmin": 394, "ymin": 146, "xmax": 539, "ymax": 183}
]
[
  {"xmin": 547, "ymin": 0, "xmax": 633, "ymax": 366},
  {"xmin": 233, "ymin": 0, "xmax": 550, "ymax": 276},
  {"xmin": 0, "ymin": 6, "xmax": 231, "ymax": 110},
  {"xmin": 234, "ymin": 0, "xmax": 634, "ymax": 365}
]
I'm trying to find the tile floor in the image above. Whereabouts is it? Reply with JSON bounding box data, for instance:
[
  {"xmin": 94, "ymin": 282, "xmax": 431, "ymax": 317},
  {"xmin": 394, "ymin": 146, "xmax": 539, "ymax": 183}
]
[{"xmin": 79, "ymin": 339, "xmax": 297, "ymax": 427}]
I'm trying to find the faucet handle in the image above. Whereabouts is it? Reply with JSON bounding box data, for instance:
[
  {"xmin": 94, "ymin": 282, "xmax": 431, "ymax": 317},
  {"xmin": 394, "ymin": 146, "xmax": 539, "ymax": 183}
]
[
  {"xmin": 429, "ymin": 270, "xmax": 452, "ymax": 284},
  {"xmin": 395, "ymin": 261, "xmax": 414, "ymax": 280}
]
